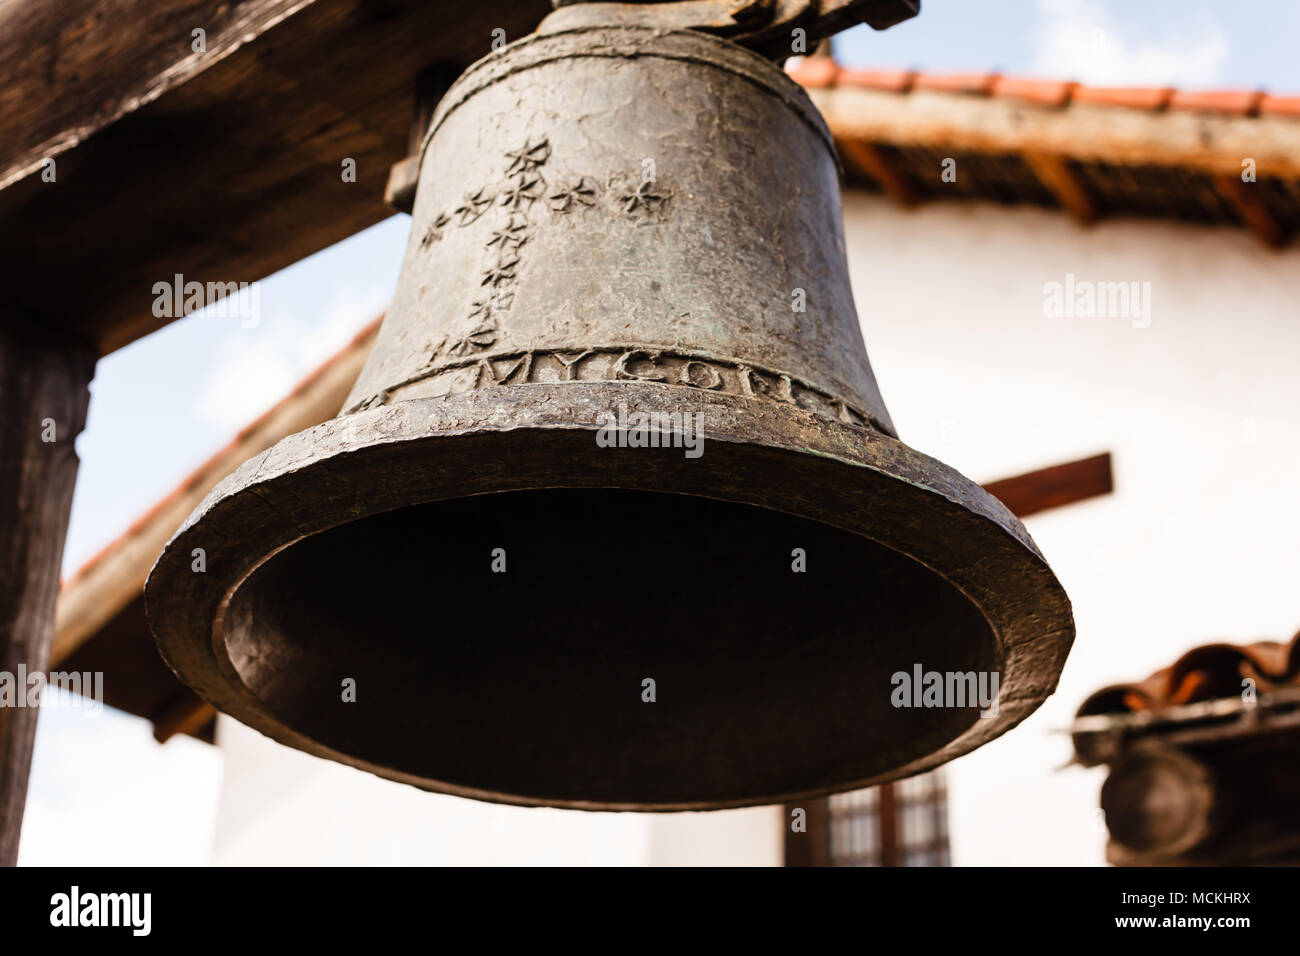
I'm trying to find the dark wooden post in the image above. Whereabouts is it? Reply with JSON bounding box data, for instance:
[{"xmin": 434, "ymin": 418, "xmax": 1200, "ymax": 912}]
[
  {"xmin": 784, "ymin": 798, "xmax": 832, "ymax": 867},
  {"xmin": 0, "ymin": 320, "xmax": 93, "ymax": 866},
  {"xmin": 878, "ymin": 782, "xmax": 901, "ymax": 866}
]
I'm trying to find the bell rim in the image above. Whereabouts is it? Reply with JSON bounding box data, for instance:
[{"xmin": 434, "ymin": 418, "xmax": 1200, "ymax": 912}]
[{"xmin": 146, "ymin": 382, "xmax": 1074, "ymax": 811}]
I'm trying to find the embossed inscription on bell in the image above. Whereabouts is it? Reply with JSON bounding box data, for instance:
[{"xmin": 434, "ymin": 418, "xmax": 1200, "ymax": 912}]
[{"xmin": 147, "ymin": 26, "xmax": 1074, "ymax": 811}]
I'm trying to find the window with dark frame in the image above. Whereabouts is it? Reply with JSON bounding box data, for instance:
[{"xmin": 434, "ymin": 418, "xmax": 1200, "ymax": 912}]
[{"xmin": 785, "ymin": 769, "xmax": 951, "ymax": 866}]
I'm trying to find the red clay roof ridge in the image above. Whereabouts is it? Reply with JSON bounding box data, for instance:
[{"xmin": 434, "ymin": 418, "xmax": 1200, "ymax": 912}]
[{"xmin": 788, "ymin": 58, "xmax": 1293, "ymax": 118}]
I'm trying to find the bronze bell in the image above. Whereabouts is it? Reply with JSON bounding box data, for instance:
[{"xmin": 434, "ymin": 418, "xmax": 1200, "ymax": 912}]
[{"xmin": 147, "ymin": 22, "xmax": 1073, "ymax": 810}]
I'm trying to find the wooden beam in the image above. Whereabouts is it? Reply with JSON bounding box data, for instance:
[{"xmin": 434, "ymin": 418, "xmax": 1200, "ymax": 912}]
[
  {"xmin": 1212, "ymin": 174, "xmax": 1288, "ymax": 248},
  {"xmin": 0, "ymin": 1, "xmax": 313, "ymax": 194},
  {"xmin": 983, "ymin": 452, "xmax": 1114, "ymax": 519},
  {"xmin": 1022, "ymin": 151, "xmax": 1098, "ymax": 225},
  {"xmin": 811, "ymin": 86, "xmax": 1300, "ymax": 180},
  {"xmin": 0, "ymin": 0, "xmax": 551, "ymax": 355},
  {"xmin": 836, "ymin": 137, "xmax": 922, "ymax": 207},
  {"xmin": 0, "ymin": 320, "xmax": 94, "ymax": 866}
]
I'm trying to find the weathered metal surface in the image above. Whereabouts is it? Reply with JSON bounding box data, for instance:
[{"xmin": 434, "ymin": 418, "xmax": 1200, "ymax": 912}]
[
  {"xmin": 347, "ymin": 26, "xmax": 890, "ymax": 432},
  {"xmin": 541, "ymin": 0, "xmax": 796, "ymax": 42},
  {"xmin": 542, "ymin": 0, "xmax": 919, "ymax": 58},
  {"xmin": 147, "ymin": 25, "xmax": 1072, "ymax": 811}
]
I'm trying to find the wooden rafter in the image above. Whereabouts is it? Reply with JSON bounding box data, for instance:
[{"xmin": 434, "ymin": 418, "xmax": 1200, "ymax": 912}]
[
  {"xmin": 983, "ymin": 452, "xmax": 1113, "ymax": 519},
  {"xmin": 1022, "ymin": 151, "xmax": 1098, "ymax": 225},
  {"xmin": 152, "ymin": 697, "xmax": 218, "ymax": 746},
  {"xmin": 1212, "ymin": 174, "xmax": 1286, "ymax": 248},
  {"xmin": 836, "ymin": 137, "xmax": 922, "ymax": 207}
]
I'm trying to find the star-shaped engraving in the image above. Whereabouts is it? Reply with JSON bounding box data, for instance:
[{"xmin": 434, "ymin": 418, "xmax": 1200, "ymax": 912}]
[
  {"xmin": 467, "ymin": 290, "xmax": 514, "ymax": 323},
  {"xmin": 548, "ymin": 177, "xmax": 598, "ymax": 213},
  {"xmin": 498, "ymin": 172, "xmax": 544, "ymax": 210},
  {"xmin": 420, "ymin": 211, "xmax": 452, "ymax": 247},
  {"xmin": 487, "ymin": 213, "xmax": 530, "ymax": 252},
  {"xmin": 422, "ymin": 335, "xmax": 452, "ymax": 368},
  {"xmin": 481, "ymin": 253, "xmax": 520, "ymax": 287},
  {"xmin": 448, "ymin": 323, "xmax": 499, "ymax": 357},
  {"xmin": 621, "ymin": 180, "xmax": 669, "ymax": 216},
  {"xmin": 505, "ymin": 137, "xmax": 551, "ymax": 176},
  {"xmin": 453, "ymin": 187, "xmax": 495, "ymax": 225}
]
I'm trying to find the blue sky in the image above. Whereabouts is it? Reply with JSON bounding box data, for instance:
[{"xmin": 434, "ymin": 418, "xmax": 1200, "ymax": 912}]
[
  {"xmin": 31, "ymin": 0, "xmax": 1299, "ymax": 864},
  {"xmin": 836, "ymin": 0, "xmax": 1300, "ymax": 91}
]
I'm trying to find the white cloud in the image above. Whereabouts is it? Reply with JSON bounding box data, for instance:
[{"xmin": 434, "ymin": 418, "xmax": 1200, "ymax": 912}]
[
  {"xmin": 193, "ymin": 287, "xmax": 387, "ymax": 432},
  {"xmin": 1033, "ymin": 0, "xmax": 1229, "ymax": 87},
  {"xmin": 194, "ymin": 343, "xmax": 299, "ymax": 431}
]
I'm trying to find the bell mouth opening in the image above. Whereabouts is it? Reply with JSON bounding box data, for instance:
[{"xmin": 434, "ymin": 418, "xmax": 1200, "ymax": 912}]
[
  {"xmin": 149, "ymin": 387, "xmax": 1073, "ymax": 810},
  {"xmin": 218, "ymin": 486, "xmax": 997, "ymax": 810}
]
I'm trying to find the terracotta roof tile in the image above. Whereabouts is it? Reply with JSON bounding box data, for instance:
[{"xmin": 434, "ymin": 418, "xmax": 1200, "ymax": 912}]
[
  {"xmin": 1168, "ymin": 89, "xmax": 1264, "ymax": 115},
  {"xmin": 1260, "ymin": 94, "xmax": 1300, "ymax": 117},
  {"xmin": 835, "ymin": 67, "xmax": 915, "ymax": 93},
  {"xmin": 803, "ymin": 63, "xmax": 1299, "ymax": 120},
  {"xmin": 990, "ymin": 76, "xmax": 1077, "ymax": 108},
  {"xmin": 1072, "ymin": 85, "xmax": 1174, "ymax": 110},
  {"xmin": 1077, "ymin": 629, "xmax": 1300, "ymax": 718},
  {"xmin": 911, "ymin": 71, "xmax": 999, "ymax": 96}
]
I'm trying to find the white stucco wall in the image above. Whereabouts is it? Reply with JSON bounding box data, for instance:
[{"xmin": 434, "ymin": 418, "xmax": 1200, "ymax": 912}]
[
  {"xmin": 841, "ymin": 192, "xmax": 1300, "ymax": 866},
  {"xmin": 212, "ymin": 193, "xmax": 1300, "ymax": 865},
  {"xmin": 212, "ymin": 716, "xmax": 782, "ymax": 865}
]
